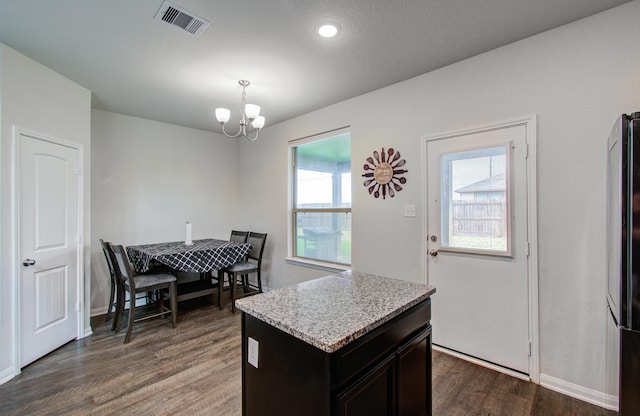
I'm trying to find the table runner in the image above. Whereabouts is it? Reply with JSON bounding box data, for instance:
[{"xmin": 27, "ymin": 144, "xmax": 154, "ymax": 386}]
[{"xmin": 127, "ymin": 238, "xmax": 251, "ymax": 273}]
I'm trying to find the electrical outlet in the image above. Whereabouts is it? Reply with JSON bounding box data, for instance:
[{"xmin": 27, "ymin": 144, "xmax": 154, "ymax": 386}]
[
  {"xmin": 248, "ymin": 337, "xmax": 259, "ymax": 368},
  {"xmin": 404, "ymin": 204, "xmax": 416, "ymax": 217}
]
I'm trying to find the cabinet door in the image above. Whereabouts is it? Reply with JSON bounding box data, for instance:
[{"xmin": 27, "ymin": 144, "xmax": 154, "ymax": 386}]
[
  {"xmin": 337, "ymin": 355, "xmax": 396, "ymax": 416},
  {"xmin": 397, "ymin": 327, "xmax": 432, "ymax": 416}
]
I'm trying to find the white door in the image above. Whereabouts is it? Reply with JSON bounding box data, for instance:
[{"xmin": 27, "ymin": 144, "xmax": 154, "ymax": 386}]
[
  {"xmin": 425, "ymin": 122, "xmax": 531, "ymax": 375},
  {"xmin": 20, "ymin": 133, "xmax": 80, "ymax": 367}
]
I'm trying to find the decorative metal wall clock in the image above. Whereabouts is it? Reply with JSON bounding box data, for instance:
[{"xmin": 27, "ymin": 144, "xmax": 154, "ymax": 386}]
[{"xmin": 362, "ymin": 147, "xmax": 408, "ymax": 199}]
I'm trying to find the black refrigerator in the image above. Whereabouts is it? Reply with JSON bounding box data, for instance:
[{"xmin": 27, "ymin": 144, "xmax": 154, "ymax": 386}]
[{"xmin": 607, "ymin": 112, "xmax": 640, "ymax": 415}]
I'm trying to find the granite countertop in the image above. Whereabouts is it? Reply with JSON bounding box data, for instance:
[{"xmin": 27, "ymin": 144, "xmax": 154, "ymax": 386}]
[{"xmin": 235, "ymin": 270, "xmax": 436, "ymax": 353}]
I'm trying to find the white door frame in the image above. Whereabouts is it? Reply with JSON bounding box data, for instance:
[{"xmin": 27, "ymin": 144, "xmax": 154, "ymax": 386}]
[
  {"xmin": 9, "ymin": 126, "xmax": 85, "ymax": 377},
  {"xmin": 421, "ymin": 115, "xmax": 539, "ymax": 384}
]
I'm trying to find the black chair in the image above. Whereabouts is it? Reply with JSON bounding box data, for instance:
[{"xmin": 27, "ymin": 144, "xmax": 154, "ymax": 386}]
[
  {"xmin": 212, "ymin": 230, "xmax": 250, "ymax": 307},
  {"xmin": 99, "ymin": 239, "xmax": 118, "ymax": 326},
  {"xmin": 108, "ymin": 243, "xmax": 178, "ymax": 344},
  {"xmin": 222, "ymin": 232, "xmax": 267, "ymax": 312},
  {"xmin": 230, "ymin": 230, "xmax": 249, "ymax": 243},
  {"xmin": 100, "ymin": 239, "xmax": 168, "ymax": 330}
]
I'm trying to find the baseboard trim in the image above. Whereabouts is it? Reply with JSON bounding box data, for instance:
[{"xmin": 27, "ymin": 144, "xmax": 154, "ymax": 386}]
[
  {"xmin": 434, "ymin": 346, "xmax": 618, "ymax": 411},
  {"xmin": 539, "ymin": 373, "xmax": 618, "ymax": 411},
  {"xmin": 433, "ymin": 345, "xmax": 530, "ymax": 381},
  {"xmin": 0, "ymin": 366, "xmax": 18, "ymax": 385},
  {"xmin": 83, "ymin": 326, "xmax": 93, "ymax": 338},
  {"xmin": 91, "ymin": 306, "xmax": 108, "ymax": 317}
]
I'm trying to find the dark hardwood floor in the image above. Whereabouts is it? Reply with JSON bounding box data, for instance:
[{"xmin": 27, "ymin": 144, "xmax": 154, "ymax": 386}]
[{"xmin": 0, "ymin": 300, "xmax": 618, "ymax": 416}]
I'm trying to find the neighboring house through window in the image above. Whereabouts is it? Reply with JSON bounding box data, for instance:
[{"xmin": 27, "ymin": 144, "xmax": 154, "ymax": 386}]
[{"xmin": 290, "ymin": 127, "xmax": 351, "ymax": 266}]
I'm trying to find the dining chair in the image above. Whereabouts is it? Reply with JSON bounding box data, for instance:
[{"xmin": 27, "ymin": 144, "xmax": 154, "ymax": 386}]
[
  {"xmin": 100, "ymin": 239, "xmax": 168, "ymax": 330},
  {"xmin": 108, "ymin": 243, "xmax": 178, "ymax": 344},
  {"xmin": 211, "ymin": 230, "xmax": 250, "ymax": 304},
  {"xmin": 230, "ymin": 230, "xmax": 249, "ymax": 243},
  {"xmin": 223, "ymin": 232, "xmax": 267, "ymax": 312},
  {"xmin": 99, "ymin": 239, "xmax": 118, "ymax": 326}
]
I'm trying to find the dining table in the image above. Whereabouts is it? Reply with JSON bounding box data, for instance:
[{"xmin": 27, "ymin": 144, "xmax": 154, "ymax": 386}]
[{"xmin": 126, "ymin": 238, "xmax": 252, "ymax": 309}]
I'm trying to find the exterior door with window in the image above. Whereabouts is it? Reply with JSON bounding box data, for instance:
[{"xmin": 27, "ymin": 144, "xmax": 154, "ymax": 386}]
[{"xmin": 425, "ymin": 122, "xmax": 531, "ymax": 375}]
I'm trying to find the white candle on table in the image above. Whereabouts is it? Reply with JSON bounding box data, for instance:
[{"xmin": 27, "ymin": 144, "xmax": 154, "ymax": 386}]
[{"xmin": 185, "ymin": 221, "xmax": 193, "ymax": 245}]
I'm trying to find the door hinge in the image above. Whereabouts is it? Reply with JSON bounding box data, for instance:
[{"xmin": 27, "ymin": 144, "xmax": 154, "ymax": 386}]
[
  {"xmin": 528, "ymin": 341, "xmax": 532, "ymax": 356},
  {"xmin": 525, "ymin": 143, "xmax": 529, "ymax": 158},
  {"xmin": 526, "ymin": 242, "xmax": 530, "ymax": 257}
]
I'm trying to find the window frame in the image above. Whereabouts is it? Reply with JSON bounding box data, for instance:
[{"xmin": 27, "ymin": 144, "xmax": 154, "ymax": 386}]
[
  {"xmin": 288, "ymin": 127, "xmax": 352, "ymax": 268},
  {"xmin": 438, "ymin": 143, "xmax": 513, "ymax": 258}
]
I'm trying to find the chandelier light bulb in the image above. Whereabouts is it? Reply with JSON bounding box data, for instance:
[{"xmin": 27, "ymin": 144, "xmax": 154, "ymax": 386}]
[
  {"xmin": 251, "ymin": 116, "xmax": 266, "ymax": 130},
  {"xmin": 244, "ymin": 104, "xmax": 261, "ymax": 120},
  {"xmin": 215, "ymin": 108, "xmax": 231, "ymax": 124}
]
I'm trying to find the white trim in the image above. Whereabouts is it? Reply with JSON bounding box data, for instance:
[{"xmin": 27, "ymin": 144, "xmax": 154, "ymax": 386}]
[
  {"xmin": 525, "ymin": 115, "xmax": 540, "ymax": 384},
  {"xmin": 434, "ymin": 344, "xmax": 530, "ymax": 381},
  {"xmin": 436, "ymin": 345, "xmax": 617, "ymax": 411},
  {"xmin": 73, "ymin": 135, "xmax": 89, "ymax": 340},
  {"xmin": 540, "ymin": 373, "xmax": 619, "ymax": 411},
  {"xmin": 0, "ymin": 366, "xmax": 18, "ymax": 385},
  {"xmin": 421, "ymin": 114, "xmax": 540, "ymax": 382},
  {"xmin": 91, "ymin": 306, "xmax": 109, "ymax": 317},
  {"xmin": 288, "ymin": 126, "xmax": 350, "ymax": 147},
  {"xmin": 420, "ymin": 137, "xmax": 428, "ymax": 285},
  {"xmin": 10, "ymin": 127, "xmax": 20, "ymax": 378},
  {"xmin": 10, "ymin": 126, "xmax": 86, "ymax": 377},
  {"xmin": 285, "ymin": 257, "xmax": 350, "ymax": 273},
  {"xmin": 7, "ymin": 128, "xmax": 20, "ymax": 382}
]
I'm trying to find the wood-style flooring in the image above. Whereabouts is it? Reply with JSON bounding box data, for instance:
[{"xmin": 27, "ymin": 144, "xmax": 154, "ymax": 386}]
[{"xmin": 0, "ymin": 300, "xmax": 618, "ymax": 416}]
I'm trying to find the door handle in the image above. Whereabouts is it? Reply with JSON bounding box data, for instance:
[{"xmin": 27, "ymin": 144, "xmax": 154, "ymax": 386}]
[
  {"xmin": 429, "ymin": 249, "xmax": 438, "ymax": 257},
  {"xmin": 22, "ymin": 258, "xmax": 36, "ymax": 267}
]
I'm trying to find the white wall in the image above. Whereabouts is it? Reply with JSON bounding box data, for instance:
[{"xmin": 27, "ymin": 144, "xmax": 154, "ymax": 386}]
[
  {"xmin": 90, "ymin": 109, "xmax": 240, "ymax": 314},
  {"xmin": 235, "ymin": 1, "xmax": 640, "ymax": 403},
  {"xmin": 2, "ymin": 0, "xmax": 638, "ymax": 403},
  {"xmin": 0, "ymin": 44, "xmax": 91, "ymax": 382}
]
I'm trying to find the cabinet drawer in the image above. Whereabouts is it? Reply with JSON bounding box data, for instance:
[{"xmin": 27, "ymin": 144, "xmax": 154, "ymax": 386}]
[{"xmin": 334, "ymin": 299, "xmax": 430, "ymax": 387}]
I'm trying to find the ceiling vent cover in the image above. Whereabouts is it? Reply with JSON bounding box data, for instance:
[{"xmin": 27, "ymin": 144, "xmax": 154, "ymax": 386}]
[{"xmin": 154, "ymin": 1, "xmax": 210, "ymax": 36}]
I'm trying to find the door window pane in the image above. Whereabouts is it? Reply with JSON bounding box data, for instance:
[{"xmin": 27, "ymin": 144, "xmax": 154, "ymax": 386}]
[{"xmin": 440, "ymin": 145, "xmax": 509, "ymax": 253}]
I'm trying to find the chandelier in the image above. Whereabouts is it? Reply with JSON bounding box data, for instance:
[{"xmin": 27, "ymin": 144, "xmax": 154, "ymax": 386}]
[{"xmin": 215, "ymin": 80, "xmax": 265, "ymax": 141}]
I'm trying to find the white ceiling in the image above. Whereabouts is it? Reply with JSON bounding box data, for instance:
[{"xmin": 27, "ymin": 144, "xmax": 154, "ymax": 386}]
[{"xmin": 0, "ymin": 0, "xmax": 631, "ymax": 133}]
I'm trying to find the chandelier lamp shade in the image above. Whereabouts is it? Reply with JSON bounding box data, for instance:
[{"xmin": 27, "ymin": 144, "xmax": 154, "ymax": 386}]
[{"xmin": 215, "ymin": 80, "xmax": 265, "ymax": 141}]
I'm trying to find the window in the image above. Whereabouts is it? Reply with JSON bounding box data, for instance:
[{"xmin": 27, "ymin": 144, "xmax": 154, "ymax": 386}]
[
  {"xmin": 290, "ymin": 128, "xmax": 351, "ymax": 265},
  {"xmin": 440, "ymin": 145, "xmax": 510, "ymax": 254}
]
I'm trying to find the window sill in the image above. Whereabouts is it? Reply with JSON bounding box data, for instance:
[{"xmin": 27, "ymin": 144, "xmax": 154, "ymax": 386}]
[{"xmin": 285, "ymin": 257, "xmax": 350, "ymax": 274}]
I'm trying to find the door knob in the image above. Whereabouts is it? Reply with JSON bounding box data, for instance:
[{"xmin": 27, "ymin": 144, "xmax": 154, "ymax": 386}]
[
  {"xmin": 429, "ymin": 249, "xmax": 438, "ymax": 257},
  {"xmin": 22, "ymin": 258, "xmax": 36, "ymax": 267}
]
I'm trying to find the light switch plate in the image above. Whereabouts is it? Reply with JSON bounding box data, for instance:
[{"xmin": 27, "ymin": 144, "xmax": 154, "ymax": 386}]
[
  {"xmin": 404, "ymin": 204, "xmax": 416, "ymax": 217},
  {"xmin": 248, "ymin": 337, "xmax": 259, "ymax": 368}
]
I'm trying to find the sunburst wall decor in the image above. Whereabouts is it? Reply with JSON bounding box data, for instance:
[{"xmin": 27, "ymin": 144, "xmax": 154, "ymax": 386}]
[{"xmin": 362, "ymin": 147, "xmax": 408, "ymax": 199}]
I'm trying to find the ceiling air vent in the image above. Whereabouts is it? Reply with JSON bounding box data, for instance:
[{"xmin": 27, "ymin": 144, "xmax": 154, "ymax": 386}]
[{"xmin": 154, "ymin": 1, "xmax": 210, "ymax": 36}]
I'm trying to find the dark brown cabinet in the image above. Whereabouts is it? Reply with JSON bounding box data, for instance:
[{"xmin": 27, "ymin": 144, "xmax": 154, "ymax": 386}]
[
  {"xmin": 241, "ymin": 299, "xmax": 432, "ymax": 416},
  {"xmin": 397, "ymin": 328, "xmax": 432, "ymax": 416},
  {"xmin": 336, "ymin": 326, "xmax": 431, "ymax": 416},
  {"xmin": 337, "ymin": 355, "xmax": 396, "ymax": 416}
]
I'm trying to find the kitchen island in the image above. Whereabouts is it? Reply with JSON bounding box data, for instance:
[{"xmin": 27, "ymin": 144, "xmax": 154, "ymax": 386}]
[{"xmin": 235, "ymin": 270, "xmax": 436, "ymax": 416}]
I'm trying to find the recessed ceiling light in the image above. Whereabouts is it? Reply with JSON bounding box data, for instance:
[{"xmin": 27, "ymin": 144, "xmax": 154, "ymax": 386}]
[{"xmin": 318, "ymin": 24, "xmax": 339, "ymax": 38}]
